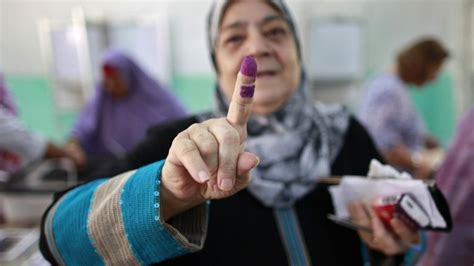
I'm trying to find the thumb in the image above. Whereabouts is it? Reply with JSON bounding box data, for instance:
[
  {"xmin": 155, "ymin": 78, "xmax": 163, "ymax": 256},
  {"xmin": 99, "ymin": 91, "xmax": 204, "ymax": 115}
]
[{"xmin": 237, "ymin": 152, "xmax": 260, "ymax": 176}]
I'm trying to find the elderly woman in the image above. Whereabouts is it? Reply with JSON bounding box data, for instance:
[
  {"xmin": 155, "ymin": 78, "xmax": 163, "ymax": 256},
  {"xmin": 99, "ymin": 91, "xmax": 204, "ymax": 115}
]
[{"xmin": 40, "ymin": 1, "xmax": 419, "ymax": 265}]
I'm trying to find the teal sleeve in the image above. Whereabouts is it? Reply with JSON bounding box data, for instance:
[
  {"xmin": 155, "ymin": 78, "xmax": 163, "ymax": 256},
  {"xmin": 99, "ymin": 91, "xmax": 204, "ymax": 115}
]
[{"xmin": 43, "ymin": 160, "xmax": 208, "ymax": 265}]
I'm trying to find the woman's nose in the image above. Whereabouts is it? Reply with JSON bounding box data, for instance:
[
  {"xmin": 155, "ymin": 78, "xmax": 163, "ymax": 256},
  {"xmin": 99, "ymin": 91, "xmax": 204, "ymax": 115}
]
[{"xmin": 245, "ymin": 29, "xmax": 272, "ymax": 58}]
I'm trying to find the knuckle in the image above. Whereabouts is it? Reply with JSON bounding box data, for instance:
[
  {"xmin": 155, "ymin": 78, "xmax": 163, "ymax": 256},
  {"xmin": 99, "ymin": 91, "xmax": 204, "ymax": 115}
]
[
  {"xmin": 219, "ymin": 163, "xmax": 236, "ymax": 179},
  {"xmin": 221, "ymin": 163, "xmax": 236, "ymax": 173},
  {"xmin": 207, "ymin": 118, "xmax": 221, "ymax": 125},
  {"xmin": 188, "ymin": 123, "xmax": 203, "ymax": 131},
  {"xmin": 170, "ymin": 137, "xmax": 181, "ymax": 149},
  {"xmin": 199, "ymin": 137, "xmax": 218, "ymax": 155},
  {"xmin": 178, "ymin": 139, "xmax": 198, "ymax": 156},
  {"xmin": 194, "ymin": 130, "xmax": 210, "ymax": 141},
  {"xmin": 219, "ymin": 127, "xmax": 239, "ymax": 145},
  {"xmin": 175, "ymin": 131, "xmax": 190, "ymax": 140},
  {"xmin": 218, "ymin": 156, "xmax": 237, "ymax": 175},
  {"xmin": 171, "ymin": 133, "xmax": 187, "ymax": 149}
]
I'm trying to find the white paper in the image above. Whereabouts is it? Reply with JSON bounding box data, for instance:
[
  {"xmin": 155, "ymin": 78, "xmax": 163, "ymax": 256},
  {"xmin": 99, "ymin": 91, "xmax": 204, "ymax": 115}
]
[{"xmin": 329, "ymin": 160, "xmax": 446, "ymax": 228}]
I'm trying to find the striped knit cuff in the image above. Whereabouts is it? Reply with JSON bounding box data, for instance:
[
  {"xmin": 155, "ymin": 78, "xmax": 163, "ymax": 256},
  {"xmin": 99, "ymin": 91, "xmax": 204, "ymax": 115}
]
[
  {"xmin": 44, "ymin": 160, "xmax": 208, "ymax": 265},
  {"xmin": 166, "ymin": 201, "xmax": 209, "ymax": 250},
  {"xmin": 118, "ymin": 160, "xmax": 208, "ymax": 264},
  {"xmin": 49, "ymin": 178, "xmax": 109, "ymax": 266}
]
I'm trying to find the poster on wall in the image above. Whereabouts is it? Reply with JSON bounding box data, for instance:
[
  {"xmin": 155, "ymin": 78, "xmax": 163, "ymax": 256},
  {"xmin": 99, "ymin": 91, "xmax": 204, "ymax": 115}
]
[{"xmin": 308, "ymin": 19, "xmax": 365, "ymax": 82}]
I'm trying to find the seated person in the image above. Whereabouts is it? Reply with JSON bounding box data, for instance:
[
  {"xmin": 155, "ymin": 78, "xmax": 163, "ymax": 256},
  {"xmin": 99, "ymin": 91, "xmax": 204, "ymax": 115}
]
[
  {"xmin": 0, "ymin": 75, "xmax": 81, "ymax": 173},
  {"xmin": 40, "ymin": 1, "xmax": 420, "ymax": 265},
  {"xmin": 0, "ymin": 106, "xmax": 83, "ymax": 174},
  {"xmin": 66, "ymin": 50, "xmax": 187, "ymax": 165},
  {"xmin": 358, "ymin": 38, "xmax": 449, "ymax": 179}
]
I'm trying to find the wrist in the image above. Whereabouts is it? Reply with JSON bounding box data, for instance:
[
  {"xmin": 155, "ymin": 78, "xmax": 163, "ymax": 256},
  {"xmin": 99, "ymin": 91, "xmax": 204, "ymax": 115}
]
[{"xmin": 160, "ymin": 180, "xmax": 205, "ymax": 221}]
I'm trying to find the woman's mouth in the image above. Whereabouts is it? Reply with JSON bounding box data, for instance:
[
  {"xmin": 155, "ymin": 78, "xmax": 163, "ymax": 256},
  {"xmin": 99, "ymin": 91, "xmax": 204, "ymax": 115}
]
[{"xmin": 257, "ymin": 70, "xmax": 278, "ymax": 78}]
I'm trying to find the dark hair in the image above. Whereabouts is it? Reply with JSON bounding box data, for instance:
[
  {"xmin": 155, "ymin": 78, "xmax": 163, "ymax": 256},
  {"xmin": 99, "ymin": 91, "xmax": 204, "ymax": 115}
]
[{"xmin": 397, "ymin": 38, "xmax": 449, "ymax": 85}]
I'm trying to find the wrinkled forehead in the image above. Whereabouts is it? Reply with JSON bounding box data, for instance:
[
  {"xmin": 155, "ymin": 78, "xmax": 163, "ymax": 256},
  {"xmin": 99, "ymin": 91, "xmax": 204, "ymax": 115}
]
[
  {"xmin": 207, "ymin": 0, "xmax": 302, "ymax": 68},
  {"xmin": 209, "ymin": 0, "xmax": 287, "ymax": 45},
  {"xmin": 219, "ymin": 2, "xmax": 284, "ymax": 32}
]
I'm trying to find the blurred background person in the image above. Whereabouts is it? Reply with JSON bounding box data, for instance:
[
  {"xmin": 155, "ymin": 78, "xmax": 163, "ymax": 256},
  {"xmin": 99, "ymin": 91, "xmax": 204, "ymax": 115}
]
[
  {"xmin": 420, "ymin": 106, "xmax": 474, "ymax": 266},
  {"xmin": 66, "ymin": 50, "xmax": 188, "ymax": 165},
  {"xmin": 0, "ymin": 73, "xmax": 82, "ymax": 175},
  {"xmin": 357, "ymin": 38, "xmax": 449, "ymax": 179},
  {"xmin": 0, "ymin": 108, "xmax": 80, "ymax": 174},
  {"xmin": 0, "ymin": 73, "xmax": 18, "ymax": 116}
]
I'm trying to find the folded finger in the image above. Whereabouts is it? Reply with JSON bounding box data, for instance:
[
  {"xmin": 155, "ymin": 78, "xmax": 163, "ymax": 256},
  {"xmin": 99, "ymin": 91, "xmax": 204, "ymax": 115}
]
[
  {"xmin": 170, "ymin": 134, "xmax": 210, "ymax": 183},
  {"xmin": 209, "ymin": 123, "xmax": 241, "ymax": 191}
]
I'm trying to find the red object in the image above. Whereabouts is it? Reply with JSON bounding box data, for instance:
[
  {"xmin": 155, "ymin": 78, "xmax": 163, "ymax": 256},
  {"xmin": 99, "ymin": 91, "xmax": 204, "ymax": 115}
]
[
  {"xmin": 372, "ymin": 193, "xmax": 429, "ymax": 231},
  {"xmin": 0, "ymin": 150, "xmax": 21, "ymax": 172},
  {"xmin": 372, "ymin": 197, "xmax": 397, "ymax": 229},
  {"xmin": 102, "ymin": 64, "xmax": 117, "ymax": 78}
]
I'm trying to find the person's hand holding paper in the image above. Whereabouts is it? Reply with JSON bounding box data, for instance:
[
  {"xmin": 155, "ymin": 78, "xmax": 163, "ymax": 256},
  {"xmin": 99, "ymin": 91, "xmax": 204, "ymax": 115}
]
[{"xmin": 329, "ymin": 159, "xmax": 451, "ymax": 255}]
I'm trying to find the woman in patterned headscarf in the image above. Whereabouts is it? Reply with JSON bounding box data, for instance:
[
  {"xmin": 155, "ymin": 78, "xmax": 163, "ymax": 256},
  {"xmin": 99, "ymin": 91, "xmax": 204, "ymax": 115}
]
[{"xmin": 40, "ymin": 1, "xmax": 420, "ymax": 265}]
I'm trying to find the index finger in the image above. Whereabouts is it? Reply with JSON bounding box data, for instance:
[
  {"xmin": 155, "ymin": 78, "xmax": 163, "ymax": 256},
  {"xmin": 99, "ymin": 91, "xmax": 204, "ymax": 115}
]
[{"xmin": 226, "ymin": 56, "xmax": 257, "ymax": 135}]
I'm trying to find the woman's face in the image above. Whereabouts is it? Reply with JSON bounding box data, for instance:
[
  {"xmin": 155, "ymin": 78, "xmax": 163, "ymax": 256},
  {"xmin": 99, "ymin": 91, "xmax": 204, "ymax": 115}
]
[
  {"xmin": 103, "ymin": 66, "xmax": 128, "ymax": 98},
  {"xmin": 215, "ymin": 0, "xmax": 301, "ymax": 115}
]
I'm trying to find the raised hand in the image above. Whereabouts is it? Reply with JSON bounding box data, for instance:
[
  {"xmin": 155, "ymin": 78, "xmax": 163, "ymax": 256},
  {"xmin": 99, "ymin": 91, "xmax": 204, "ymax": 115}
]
[{"xmin": 160, "ymin": 56, "xmax": 260, "ymax": 220}]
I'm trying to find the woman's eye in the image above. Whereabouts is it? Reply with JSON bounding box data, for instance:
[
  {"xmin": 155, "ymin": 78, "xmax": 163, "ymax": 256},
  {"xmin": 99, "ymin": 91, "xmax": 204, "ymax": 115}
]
[
  {"xmin": 266, "ymin": 28, "xmax": 286, "ymax": 38},
  {"xmin": 226, "ymin": 35, "xmax": 244, "ymax": 44}
]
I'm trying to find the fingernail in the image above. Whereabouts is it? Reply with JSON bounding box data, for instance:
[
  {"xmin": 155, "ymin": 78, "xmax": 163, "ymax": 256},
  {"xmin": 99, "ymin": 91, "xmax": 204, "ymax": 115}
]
[
  {"xmin": 220, "ymin": 178, "xmax": 233, "ymax": 191},
  {"xmin": 198, "ymin": 171, "xmax": 210, "ymax": 182},
  {"xmin": 240, "ymin": 56, "xmax": 257, "ymax": 77},
  {"xmin": 240, "ymin": 84, "xmax": 255, "ymax": 98},
  {"xmin": 253, "ymin": 156, "xmax": 260, "ymax": 168}
]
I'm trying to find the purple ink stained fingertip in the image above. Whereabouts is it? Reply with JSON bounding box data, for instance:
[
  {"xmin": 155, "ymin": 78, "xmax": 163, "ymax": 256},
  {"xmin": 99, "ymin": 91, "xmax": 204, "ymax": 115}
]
[
  {"xmin": 240, "ymin": 84, "xmax": 255, "ymax": 98},
  {"xmin": 240, "ymin": 56, "xmax": 257, "ymax": 77},
  {"xmin": 239, "ymin": 56, "xmax": 256, "ymax": 98}
]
